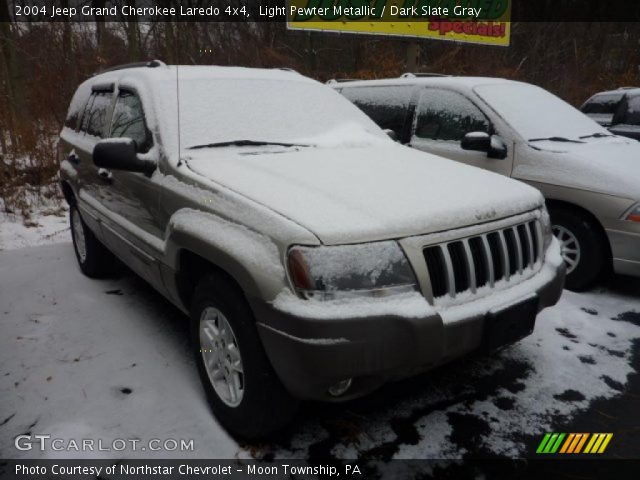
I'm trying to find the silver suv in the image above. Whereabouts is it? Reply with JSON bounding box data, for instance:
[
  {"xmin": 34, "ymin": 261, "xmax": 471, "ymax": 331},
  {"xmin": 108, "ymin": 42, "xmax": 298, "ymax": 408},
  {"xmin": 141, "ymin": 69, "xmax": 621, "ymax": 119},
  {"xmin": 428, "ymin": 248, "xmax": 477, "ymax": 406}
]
[{"xmin": 59, "ymin": 63, "xmax": 565, "ymax": 438}]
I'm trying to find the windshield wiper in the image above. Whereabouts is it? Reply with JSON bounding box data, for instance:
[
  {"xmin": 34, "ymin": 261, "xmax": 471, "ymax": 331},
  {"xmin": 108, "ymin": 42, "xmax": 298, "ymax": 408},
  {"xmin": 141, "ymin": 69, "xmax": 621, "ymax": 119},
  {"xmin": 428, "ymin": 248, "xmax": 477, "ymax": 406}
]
[
  {"xmin": 579, "ymin": 132, "xmax": 614, "ymax": 139},
  {"xmin": 528, "ymin": 136, "xmax": 585, "ymax": 143},
  {"xmin": 188, "ymin": 140, "xmax": 310, "ymax": 150}
]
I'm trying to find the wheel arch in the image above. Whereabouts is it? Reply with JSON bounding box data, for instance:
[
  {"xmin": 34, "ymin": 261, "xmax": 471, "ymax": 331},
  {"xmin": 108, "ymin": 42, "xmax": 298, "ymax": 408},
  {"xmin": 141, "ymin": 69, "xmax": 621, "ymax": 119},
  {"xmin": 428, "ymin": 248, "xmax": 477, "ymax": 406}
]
[
  {"xmin": 545, "ymin": 198, "xmax": 613, "ymax": 270},
  {"xmin": 165, "ymin": 209, "xmax": 287, "ymax": 313},
  {"xmin": 175, "ymin": 248, "xmax": 258, "ymax": 314}
]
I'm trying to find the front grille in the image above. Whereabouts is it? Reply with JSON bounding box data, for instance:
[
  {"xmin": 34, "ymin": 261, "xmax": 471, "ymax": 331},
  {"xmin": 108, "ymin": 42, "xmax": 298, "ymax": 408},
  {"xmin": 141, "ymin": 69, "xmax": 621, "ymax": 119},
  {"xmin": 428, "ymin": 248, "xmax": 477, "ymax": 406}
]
[{"xmin": 423, "ymin": 219, "xmax": 543, "ymax": 300}]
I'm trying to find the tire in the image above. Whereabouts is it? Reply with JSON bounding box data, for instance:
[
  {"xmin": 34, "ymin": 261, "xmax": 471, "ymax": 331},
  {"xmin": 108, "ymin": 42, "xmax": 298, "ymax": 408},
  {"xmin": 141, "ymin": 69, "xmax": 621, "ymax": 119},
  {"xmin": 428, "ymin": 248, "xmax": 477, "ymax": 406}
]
[
  {"xmin": 70, "ymin": 205, "xmax": 116, "ymax": 278},
  {"xmin": 190, "ymin": 273, "xmax": 299, "ymax": 439},
  {"xmin": 549, "ymin": 206, "xmax": 606, "ymax": 291}
]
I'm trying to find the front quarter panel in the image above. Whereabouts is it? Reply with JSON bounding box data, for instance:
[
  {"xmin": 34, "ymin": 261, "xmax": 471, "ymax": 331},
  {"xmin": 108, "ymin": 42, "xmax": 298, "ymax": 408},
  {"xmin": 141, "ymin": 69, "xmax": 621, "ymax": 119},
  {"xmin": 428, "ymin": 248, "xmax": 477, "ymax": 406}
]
[
  {"xmin": 164, "ymin": 208, "xmax": 287, "ymax": 301},
  {"xmin": 155, "ymin": 166, "xmax": 320, "ymax": 308}
]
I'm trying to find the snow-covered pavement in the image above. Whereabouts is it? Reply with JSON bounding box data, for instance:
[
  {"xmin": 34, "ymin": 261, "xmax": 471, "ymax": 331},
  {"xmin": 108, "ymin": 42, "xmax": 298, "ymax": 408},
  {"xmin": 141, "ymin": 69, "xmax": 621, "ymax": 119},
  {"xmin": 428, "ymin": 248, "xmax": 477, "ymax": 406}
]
[{"xmin": 1, "ymin": 242, "xmax": 639, "ymax": 460}]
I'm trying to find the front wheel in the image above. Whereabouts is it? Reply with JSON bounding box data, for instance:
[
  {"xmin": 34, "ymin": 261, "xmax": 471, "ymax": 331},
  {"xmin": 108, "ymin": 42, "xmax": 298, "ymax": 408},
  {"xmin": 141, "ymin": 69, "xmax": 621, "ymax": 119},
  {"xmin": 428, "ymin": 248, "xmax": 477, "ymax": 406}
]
[
  {"xmin": 549, "ymin": 207, "xmax": 606, "ymax": 291},
  {"xmin": 191, "ymin": 273, "xmax": 299, "ymax": 439}
]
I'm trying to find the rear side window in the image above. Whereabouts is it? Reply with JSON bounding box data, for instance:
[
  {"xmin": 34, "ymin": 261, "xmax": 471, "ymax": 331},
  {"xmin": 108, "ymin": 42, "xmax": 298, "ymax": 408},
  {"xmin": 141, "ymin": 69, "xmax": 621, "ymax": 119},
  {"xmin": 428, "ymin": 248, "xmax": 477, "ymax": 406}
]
[
  {"xmin": 82, "ymin": 91, "xmax": 112, "ymax": 138},
  {"xmin": 620, "ymin": 95, "xmax": 640, "ymax": 125},
  {"xmin": 413, "ymin": 88, "xmax": 490, "ymax": 142},
  {"xmin": 65, "ymin": 88, "xmax": 91, "ymax": 130},
  {"xmin": 582, "ymin": 93, "xmax": 623, "ymax": 114},
  {"xmin": 110, "ymin": 91, "xmax": 151, "ymax": 152},
  {"xmin": 341, "ymin": 86, "xmax": 413, "ymax": 136}
]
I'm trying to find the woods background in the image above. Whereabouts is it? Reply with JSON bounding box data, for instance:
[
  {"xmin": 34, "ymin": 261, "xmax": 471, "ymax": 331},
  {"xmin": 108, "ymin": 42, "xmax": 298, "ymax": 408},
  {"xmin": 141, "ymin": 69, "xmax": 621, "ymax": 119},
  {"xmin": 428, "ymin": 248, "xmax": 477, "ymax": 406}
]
[{"xmin": 1, "ymin": 2, "xmax": 639, "ymax": 215}]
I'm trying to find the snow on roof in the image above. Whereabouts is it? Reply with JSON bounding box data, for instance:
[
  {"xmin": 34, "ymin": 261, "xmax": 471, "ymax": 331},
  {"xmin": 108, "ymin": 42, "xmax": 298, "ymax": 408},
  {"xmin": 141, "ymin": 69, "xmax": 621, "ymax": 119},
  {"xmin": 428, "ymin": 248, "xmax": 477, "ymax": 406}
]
[
  {"xmin": 336, "ymin": 76, "xmax": 518, "ymax": 90},
  {"xmin": 75, "ymin": 65, "xmax": 321, "ymax": 163},
  {"xmin": 89, "ymin": 64, "xmax": 310, "ymax": 85},
  {"xmin": 588, "ymin": 87, "xmax": 640, "ymax": 97}
]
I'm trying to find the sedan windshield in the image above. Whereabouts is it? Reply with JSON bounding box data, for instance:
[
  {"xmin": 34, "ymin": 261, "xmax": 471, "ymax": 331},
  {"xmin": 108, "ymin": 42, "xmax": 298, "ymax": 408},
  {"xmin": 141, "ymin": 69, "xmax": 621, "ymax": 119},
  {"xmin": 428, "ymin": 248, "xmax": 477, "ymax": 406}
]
[
  {"xmin": 177, "ymin": 77, "xmax": 385, "ymax": 150},
  {"xmin": 474, "ymin": 83, "xmax": 611, "ymax": 142}
]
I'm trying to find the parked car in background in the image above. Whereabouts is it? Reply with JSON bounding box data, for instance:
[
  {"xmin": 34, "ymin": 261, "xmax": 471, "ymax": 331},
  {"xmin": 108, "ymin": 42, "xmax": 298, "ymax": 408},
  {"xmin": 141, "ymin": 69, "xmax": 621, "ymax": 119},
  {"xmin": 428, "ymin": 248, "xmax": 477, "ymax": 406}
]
[
  {"xmin": 334, "ymin": 75, "xmax": 640, "ymax": 290},
  {"xmin": 581, "ymin": 87, "xmax": 640, "ymax": 140},
  {"xmin": 59, "ymin": 63, "xmax": 565, "ymax": 438}
]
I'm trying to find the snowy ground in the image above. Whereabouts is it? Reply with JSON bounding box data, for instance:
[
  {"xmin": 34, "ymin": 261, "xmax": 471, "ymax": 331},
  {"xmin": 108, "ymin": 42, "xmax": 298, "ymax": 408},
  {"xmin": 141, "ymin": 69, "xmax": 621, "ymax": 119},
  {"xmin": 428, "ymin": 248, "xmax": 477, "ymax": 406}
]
[
  {"xmin": 0, "ymin": 195, "xmax": 69, "ymax": 251},
  {"xmin": 1, "ymin": 236, "xmax": 639, "ymax": 463}
]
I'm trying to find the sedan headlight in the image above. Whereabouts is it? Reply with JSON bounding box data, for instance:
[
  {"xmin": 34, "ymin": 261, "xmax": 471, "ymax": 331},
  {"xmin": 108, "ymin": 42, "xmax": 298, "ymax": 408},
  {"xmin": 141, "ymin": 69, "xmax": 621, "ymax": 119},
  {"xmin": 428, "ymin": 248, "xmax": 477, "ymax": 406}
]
[
  {"xmin": 623, "ymin": 204, "xmax": 640, "ymax": 223},
  {"xmin": 287, "ymin": 241, "xmax": 418, "ymax": 300}
]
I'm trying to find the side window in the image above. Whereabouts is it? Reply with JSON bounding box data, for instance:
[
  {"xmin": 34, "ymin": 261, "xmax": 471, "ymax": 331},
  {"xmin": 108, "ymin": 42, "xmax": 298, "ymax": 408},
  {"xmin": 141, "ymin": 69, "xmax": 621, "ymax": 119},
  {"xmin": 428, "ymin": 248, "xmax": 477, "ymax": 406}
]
[
  {"xmin": 582, "ymin": 93, "xmax": 623, "ymax": 114},
  {"xmin": 79, "ymin": 94, "xmax": 96, "ymax": 133},
  {"xmin": 413, "ymin": 89, "xmax": 490, "ymax": 142},
  {"xmin": 65, "ymin": 111, "xmax": 79, "ymax": 130},
  {"xmin": 342, "ymin": 86, "xmax": 413, "ymax": 136},
  {"xmin": 65, "ymin": 90, "xmax": 90, "ymax": 130},
  {"xmin": 110, "ymin": 91, "xmax": 151, "ymax": 152},
  {"xmin": 621, "ymin": 96, "xmax": 640, "ymax": 125},
  {"xmin": 83, "ymin": 91, "xmax": 112, "ymax": 138}
]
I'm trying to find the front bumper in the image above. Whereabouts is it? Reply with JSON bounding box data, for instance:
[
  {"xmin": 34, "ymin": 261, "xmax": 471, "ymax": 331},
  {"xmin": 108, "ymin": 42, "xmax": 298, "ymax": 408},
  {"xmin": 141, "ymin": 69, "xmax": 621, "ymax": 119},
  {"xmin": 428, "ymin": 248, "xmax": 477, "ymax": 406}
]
[
  {"xmin": 251, "ymin": 256, "xmax": 566, "ymax": 402},
  {"xmin": 606, "ymin": 228, "xmax": 640, "ymax": 277}
]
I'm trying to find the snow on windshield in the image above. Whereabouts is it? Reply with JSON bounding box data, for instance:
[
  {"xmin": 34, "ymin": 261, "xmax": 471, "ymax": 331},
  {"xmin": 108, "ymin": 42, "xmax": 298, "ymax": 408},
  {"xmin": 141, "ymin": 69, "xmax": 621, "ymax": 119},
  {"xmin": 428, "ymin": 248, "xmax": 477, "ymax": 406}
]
[
  {"xmin": 474, "ymin": 83, "xmax": 609, "ymax": 141},
  {"xmin": 177, "ymin": 77, "xmax": 385, "ymax": 149}
]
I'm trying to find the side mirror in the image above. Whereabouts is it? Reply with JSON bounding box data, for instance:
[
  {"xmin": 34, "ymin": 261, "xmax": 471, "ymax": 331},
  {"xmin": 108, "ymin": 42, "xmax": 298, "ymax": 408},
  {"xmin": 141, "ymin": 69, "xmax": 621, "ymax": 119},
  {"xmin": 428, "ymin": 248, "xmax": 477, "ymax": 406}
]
[
  {"xmin": 383, "ymin": 129, "xmax": 399, "ymax": 142},
  {"xmin": 93, "ymin": 138, "xmax": 155, "ymax": 175},
  {"xmin": 461, "ymin": 131, "xmax": 491, "ymax": 151},
  {"xmin": 461, "ymin": 132, "xmax": 508, "ymax": 159}
]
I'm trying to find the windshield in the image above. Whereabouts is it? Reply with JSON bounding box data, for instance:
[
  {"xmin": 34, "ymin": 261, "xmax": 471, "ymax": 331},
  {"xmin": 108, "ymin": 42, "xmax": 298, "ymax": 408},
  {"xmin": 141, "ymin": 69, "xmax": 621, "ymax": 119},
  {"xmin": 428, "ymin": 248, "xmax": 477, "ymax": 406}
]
[
  {"xmin": 177, "ymin": 77, "xmax": 386, "ymax": 149},
  {"xmin": 474, "ymin": 83, "xmax": 610, "ymax": 141}
]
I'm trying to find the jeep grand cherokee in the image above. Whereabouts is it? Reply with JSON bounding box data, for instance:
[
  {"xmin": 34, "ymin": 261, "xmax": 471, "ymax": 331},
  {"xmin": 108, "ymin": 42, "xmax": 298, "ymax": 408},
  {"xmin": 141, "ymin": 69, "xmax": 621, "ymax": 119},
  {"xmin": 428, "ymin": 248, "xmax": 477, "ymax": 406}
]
[{"xmin": 59, "ymin": 62, "xmax": 565, "ymax": 438}]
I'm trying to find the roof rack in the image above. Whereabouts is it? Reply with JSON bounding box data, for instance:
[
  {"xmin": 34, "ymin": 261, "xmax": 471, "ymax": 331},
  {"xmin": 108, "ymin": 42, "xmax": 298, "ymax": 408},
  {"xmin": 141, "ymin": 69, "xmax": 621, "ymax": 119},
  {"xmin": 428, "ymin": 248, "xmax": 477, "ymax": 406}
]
[
  {"xmin": 400, "ymin": 72, "xmax": 449, "ymax": 78},
  {"xmin": 618, "ymin": 86, "xmax": 639, "ymax": 90},
  {"xmin": 95, "ymin": 59, "xmax": 167, "ymax": 75},
  {"xmin": 326, "ymin": 78, "xmax": 362, "ymax": 85}
]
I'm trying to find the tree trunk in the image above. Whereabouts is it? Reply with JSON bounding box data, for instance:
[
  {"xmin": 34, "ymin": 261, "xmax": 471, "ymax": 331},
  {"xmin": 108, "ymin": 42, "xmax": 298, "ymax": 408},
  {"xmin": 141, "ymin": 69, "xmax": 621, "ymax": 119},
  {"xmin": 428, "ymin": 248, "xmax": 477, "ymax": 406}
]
[
  {"xmin": 126, "ymin": 0, "xmax": 141, "ymax": 61},
  {"xmin": 0, "ymin": 0, "xmax": 27, "ymax": 146}
]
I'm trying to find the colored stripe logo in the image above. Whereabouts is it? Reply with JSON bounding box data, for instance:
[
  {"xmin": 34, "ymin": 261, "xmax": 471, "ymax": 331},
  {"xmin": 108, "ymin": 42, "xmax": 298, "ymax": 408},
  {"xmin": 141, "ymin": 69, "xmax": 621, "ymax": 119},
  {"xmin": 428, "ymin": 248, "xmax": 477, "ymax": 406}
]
[{"xmin": 536, "ymin": 433, "xmax": 613, "ymax": 454}]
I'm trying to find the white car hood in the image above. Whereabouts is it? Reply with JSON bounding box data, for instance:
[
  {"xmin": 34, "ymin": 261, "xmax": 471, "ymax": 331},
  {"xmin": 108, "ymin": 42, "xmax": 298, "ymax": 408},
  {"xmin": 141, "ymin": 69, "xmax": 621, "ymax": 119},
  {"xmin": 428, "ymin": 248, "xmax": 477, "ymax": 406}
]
[
  {"xmin": 185, "ymin": 144, "xmax": 543, "ymax": 244},
  {"xmin": 515, "ymin": 136, "xmax": 640, "ymax": 200}
]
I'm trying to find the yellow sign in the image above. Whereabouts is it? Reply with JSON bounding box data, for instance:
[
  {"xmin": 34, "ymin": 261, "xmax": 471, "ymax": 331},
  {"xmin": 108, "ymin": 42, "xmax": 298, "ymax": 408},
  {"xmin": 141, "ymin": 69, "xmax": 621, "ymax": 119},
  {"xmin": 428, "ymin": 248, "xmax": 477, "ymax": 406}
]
[{"xmin": 287, "ymin": 0, "xmax": 511, "ymax": 47}]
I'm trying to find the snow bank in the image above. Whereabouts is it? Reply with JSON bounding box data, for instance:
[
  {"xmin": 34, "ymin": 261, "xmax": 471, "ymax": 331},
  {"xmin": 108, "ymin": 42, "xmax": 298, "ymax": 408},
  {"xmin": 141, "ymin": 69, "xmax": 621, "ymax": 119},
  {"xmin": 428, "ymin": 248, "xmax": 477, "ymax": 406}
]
[{"xmin": 0, "ymin": 191, "xmax": 69, "ymax": 251}]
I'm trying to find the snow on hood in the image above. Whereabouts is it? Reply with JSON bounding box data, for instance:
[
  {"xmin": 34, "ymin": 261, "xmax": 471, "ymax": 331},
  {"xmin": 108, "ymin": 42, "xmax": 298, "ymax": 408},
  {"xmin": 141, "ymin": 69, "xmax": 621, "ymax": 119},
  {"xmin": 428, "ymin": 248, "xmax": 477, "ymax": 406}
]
[
  {"xmin": 184, "ymin": 144, "xmax": 543, "ymax": 244},
  {"xmin": 515, "ymin": 136, "xmax": 640, "ymax": 199},
  {"xmin": 293, "ymin": 122, "xmax": 391, "ymax": 149}
]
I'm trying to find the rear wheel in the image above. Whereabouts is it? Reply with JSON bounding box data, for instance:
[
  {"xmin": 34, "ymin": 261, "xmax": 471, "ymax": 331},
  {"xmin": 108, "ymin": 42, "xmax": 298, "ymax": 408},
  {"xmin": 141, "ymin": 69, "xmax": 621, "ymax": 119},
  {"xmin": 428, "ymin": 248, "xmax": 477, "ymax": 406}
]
[
  {"xmin": 549, "ymin": 206, "xmax": 606, "ymax": 291},
  {"xmin": 190, "ymin": 273, "xmax": 299, "ymax": 439},
  {"xmin": 70, "ymin": 205, "xmax": 115, "ymax": 278}
]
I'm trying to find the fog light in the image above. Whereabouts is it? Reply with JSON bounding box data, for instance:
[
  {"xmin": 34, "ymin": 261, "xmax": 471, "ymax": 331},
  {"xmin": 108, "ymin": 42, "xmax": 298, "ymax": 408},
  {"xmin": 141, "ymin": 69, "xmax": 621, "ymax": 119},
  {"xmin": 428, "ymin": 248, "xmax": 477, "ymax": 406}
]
[{"xmin": 328, "ymin": 378, "xmax": 352, "ymax": 397}]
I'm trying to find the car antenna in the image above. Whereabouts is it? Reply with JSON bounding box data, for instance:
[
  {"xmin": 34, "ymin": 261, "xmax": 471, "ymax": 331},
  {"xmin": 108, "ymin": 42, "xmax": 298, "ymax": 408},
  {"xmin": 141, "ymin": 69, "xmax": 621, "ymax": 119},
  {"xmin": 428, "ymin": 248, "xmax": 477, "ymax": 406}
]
[{"xmin": 176, "ymin": 63, "xmax": 183, "ymax": 167}]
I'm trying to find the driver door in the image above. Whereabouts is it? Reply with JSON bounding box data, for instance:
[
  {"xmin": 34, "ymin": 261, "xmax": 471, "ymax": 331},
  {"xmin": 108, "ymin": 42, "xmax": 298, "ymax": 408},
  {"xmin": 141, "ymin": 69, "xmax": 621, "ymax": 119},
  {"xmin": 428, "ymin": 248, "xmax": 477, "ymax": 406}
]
[
  {"xmin": 409, "ymin": 88, "xmax": 514, "ymax": 177},
  {"xmin": 97, "ymin": 88, "xmax": 166, "ymax": 292}
]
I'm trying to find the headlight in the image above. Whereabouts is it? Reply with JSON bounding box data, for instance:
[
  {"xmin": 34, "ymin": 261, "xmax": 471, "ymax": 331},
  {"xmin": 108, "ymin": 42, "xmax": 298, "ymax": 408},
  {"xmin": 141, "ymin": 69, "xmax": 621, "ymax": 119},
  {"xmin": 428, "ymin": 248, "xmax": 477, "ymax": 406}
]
[
  {"xmin": 287, "ymin": 241, "xmax": 418, "ymax": 300},
  {"xmin": 540, "ymin": 206, "xmax": 553, "ymax": 250},
  {"xmin": 623, "ymin": 204, "xmax": 640, "ymax": 223}
]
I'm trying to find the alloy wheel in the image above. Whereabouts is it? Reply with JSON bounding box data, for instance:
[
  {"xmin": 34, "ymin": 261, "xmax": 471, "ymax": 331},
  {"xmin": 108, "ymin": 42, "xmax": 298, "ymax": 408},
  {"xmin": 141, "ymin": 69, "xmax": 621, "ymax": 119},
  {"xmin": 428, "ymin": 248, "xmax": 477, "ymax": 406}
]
[
  {"xmin": 199, "ymin": 307, "xmax": 245, "ymax": 407},
  {"xmin": 552, "ymin": 225, "xmax": 581, "ymax": 274},
  {"xmin": 71, "ymin": 209, "xmax": 87, "ymax": 263}
]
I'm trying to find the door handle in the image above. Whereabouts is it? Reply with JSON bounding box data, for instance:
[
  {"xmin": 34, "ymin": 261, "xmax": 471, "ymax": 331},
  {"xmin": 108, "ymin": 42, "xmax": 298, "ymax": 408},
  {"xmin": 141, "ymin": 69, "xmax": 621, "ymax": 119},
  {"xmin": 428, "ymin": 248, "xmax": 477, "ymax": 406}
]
[
  {"xmin": 68, "ymin": 153, "xmax": 80, "ymax": 165},
  {"xmin": 97, "ymin": 168, "xmax": 113, "ymax": 182}
]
